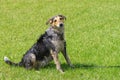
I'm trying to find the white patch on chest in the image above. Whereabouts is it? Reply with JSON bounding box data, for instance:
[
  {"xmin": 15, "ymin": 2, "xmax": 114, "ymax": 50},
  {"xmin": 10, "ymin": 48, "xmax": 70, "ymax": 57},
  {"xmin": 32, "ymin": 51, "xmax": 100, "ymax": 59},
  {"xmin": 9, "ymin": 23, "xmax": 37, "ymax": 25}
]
[{"xmin": 51, "ymin": 40, "xmax": 64, "ymax": 53}]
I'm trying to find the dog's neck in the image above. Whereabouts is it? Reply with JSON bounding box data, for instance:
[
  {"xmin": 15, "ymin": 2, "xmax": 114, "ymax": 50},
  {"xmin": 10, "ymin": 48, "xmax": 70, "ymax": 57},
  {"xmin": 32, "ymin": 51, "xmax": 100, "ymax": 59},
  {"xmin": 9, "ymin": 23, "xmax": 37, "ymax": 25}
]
[
  {"xmin": 48, "ymin": 26, "xmax": 64, "ymax": 35},
  {"xmin": 46, "ymin": 27, "xmax": 65, "ymax": 40}
]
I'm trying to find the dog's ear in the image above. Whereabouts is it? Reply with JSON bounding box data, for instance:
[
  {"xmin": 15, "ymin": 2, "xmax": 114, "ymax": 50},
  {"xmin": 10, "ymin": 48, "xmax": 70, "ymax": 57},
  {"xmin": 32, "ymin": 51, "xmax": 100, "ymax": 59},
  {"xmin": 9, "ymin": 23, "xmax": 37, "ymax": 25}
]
[
  {"xmin": 58, "ymin": 15, "xmax": 66, "ymax": 20},
  {"xmin": 46, "ymin": 18, "xmax": 53, "ymax": 25}
]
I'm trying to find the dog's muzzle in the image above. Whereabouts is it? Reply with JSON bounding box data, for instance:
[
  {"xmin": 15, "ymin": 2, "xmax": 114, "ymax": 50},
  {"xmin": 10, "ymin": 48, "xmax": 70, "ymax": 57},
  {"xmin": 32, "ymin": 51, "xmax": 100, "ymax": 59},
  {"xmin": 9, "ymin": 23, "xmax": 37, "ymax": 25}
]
[{"xmin": 59, "ymin": 23, "xmax": 64, "ymax": 27}]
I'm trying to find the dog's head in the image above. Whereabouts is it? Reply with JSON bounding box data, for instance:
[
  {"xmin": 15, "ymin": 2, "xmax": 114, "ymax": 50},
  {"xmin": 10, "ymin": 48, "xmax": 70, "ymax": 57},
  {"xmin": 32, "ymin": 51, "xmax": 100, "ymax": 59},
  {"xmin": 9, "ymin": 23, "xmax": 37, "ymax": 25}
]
[{"xmin": 46, "ymin": 15, "xmax": 66, "ymax": 29}]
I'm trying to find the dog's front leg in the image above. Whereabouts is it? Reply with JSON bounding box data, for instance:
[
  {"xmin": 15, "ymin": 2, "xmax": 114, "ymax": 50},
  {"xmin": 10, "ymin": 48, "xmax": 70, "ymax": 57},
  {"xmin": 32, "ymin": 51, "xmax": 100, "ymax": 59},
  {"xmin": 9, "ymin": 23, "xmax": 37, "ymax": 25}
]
[
  {"xmin": 50, "ymin": 50, "xmax": 64, "ymax": 73},
  {"xmin": 62, "ymin": 41, "xmax": 74, "ymax": 68}
]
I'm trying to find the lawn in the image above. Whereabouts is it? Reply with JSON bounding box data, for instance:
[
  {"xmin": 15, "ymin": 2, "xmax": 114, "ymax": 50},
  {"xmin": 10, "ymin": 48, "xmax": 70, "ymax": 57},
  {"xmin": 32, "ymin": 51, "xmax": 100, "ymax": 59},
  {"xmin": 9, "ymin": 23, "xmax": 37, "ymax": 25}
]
[{"xmin": 0, "ymin": 0, "xmax": 120, "ymax": 80}]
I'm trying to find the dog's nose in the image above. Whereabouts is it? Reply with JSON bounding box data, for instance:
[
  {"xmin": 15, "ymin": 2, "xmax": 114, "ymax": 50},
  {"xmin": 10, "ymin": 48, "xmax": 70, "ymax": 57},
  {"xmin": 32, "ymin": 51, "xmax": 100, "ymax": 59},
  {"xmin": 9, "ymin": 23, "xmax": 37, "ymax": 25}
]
[{"xmin": 60, "ymin": 23, "xmax": 64, "ymax": 27}]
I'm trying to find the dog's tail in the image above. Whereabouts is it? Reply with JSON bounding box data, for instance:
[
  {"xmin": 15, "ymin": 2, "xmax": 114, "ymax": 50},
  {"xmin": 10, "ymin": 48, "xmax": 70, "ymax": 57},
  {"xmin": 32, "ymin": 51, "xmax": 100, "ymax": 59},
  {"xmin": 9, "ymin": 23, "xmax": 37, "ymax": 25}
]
[{"xmin": 4, "ymin": 56, "xmax": 22, "ymax": 67}]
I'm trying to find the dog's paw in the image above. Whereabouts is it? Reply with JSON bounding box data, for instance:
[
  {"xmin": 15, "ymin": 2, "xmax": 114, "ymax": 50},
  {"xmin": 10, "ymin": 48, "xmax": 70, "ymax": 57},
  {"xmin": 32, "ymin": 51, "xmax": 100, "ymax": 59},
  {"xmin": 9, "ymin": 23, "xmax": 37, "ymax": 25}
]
[
  {"xmin": 4, "ymin": 56, "xmax": 9, "ymax": 62},
  {"xmin": 58, "ymin": 69, "xmax": 64, "ymax": 74}
]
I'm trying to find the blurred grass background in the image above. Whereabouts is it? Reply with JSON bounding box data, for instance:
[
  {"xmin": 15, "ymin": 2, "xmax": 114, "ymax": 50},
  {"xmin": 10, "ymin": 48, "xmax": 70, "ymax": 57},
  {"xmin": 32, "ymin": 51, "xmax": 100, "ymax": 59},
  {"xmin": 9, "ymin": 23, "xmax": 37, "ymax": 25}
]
[{"xmin": 0, "ymin": 0, "xmax": 120, "ymax": 80}]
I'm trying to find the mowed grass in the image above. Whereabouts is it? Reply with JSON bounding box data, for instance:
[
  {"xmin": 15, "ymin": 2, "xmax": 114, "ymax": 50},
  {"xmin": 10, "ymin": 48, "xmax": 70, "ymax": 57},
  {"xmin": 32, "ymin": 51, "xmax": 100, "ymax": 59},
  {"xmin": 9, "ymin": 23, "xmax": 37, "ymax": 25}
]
[{"xmin": 0, "ymin": 0, "xmax": 120, "ymax": 80}]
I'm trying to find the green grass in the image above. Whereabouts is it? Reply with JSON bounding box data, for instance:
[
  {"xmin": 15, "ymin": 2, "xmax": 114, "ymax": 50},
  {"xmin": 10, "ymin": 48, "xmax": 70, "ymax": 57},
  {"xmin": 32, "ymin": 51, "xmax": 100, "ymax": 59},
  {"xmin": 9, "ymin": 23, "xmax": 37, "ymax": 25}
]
[{"xmin": 0, "ymin": 0, "xmax": 120, "ymax": 80}]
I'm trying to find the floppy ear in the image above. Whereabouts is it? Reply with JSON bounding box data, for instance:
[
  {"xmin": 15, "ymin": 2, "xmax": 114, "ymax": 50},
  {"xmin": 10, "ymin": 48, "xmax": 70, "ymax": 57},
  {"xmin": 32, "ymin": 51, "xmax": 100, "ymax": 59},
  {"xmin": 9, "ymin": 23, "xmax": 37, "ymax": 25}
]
[
  {"xmin": 58, "ymin": 15, "xmax": 66, "ymax": 20},
  {"xmin": 46, "ymin": 18, "xmax": 53, "ymax": 25}
]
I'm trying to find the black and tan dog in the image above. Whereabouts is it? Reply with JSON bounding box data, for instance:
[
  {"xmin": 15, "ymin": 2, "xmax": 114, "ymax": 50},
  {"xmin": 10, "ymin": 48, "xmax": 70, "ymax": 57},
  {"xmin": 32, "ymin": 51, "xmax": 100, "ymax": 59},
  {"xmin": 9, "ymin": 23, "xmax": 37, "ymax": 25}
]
[{"xmin": 4, "ymin": 15, "xmax": 73, "ymax": 73}]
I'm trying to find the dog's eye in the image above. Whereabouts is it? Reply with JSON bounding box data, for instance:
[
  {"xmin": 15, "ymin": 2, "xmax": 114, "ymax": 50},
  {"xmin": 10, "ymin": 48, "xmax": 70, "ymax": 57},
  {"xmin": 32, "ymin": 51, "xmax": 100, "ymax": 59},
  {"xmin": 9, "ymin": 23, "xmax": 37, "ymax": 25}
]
[
  {"xmin": 54, "ymin": 20, "xmax": 57, "ymax": 22},
  {"xmin": 60, "ymin": 18, "xmax": 63, "ymax": 20}
]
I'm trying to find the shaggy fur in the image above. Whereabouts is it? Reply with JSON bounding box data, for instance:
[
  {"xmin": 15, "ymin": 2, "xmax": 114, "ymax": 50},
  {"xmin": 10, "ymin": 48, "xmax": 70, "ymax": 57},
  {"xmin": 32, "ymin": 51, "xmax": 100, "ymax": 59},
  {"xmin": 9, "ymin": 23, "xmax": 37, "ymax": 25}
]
[
  {"xmin": 45, "ymin": 15, "xmax": 73, "ymax": 73},
  {"xmin": 4, "ymin": 33, "xmax": 53, "ymax": 69},
  {"xmin": 4, "ymin": 15, "xmax": 73, "ymax": 73}
]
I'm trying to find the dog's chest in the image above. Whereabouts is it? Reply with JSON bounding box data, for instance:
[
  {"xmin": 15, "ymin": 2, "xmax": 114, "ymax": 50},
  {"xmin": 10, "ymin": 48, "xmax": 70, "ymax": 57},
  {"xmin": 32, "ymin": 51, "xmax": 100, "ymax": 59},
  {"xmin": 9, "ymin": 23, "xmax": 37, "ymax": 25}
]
[
  {"xmin": 46, "ymin": 28, "xmax": 65, "ymax": 52},
  {"xmin": 51, "ymin": 40, "xmax": 64, "ymax": 52},
  {"xmin": 51, "ymin": 33, "xmax": 64, "ymax": 52}
]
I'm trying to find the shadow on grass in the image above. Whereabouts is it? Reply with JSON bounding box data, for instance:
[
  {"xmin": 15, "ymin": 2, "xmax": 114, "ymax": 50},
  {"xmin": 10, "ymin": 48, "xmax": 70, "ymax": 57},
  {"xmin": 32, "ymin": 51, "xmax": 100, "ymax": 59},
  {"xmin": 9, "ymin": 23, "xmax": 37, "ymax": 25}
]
[
  {"xmin": 44, "ymin": 63, "xmax": 120, "ymax": 70},
  {"xmin": 73, "ymin": 63, "xmax": 120, "ymax": 69}
]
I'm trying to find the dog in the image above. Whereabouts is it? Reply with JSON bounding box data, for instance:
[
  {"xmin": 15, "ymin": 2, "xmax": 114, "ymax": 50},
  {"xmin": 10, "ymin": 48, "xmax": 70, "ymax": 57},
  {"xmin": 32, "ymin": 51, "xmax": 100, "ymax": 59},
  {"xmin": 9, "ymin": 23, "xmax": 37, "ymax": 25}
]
[
  {"xmin": 4, "ymin": 15, "xmax": 73, "ymax": 73},
  {"xmin": 4, "ymin": 34, "xmax": 53, "ymax": 70}
]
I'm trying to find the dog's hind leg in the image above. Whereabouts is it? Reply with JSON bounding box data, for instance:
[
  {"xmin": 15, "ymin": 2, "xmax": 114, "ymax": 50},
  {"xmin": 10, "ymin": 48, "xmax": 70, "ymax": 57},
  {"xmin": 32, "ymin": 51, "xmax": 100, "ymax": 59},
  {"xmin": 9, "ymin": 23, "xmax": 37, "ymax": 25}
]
[{"xmin": 37, "ymin": 55, "xmax": 53, "ymax": 68}]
